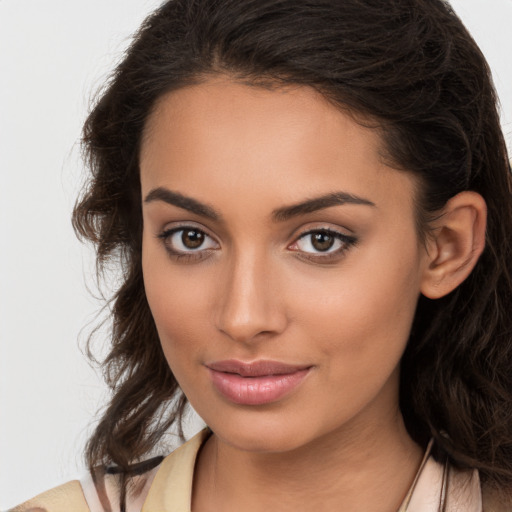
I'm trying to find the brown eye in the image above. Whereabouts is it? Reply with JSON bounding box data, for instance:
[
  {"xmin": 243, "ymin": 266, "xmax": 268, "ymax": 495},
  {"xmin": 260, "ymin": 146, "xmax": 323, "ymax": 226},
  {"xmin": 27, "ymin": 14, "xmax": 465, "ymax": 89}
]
[
  {"xmin": 159, "ymin": 227, "xmax": 219, "ymax": 257},
  {"xmin": 182, "ymin": 229, "xmax": 205, "ymax": 249},
  {"xmin": 290, "ymin": 228, "xmax": 357, "ymax": 258},
  {"xmin": 311, "ymin": 232, "xmax": 335, "ymax": 252}
]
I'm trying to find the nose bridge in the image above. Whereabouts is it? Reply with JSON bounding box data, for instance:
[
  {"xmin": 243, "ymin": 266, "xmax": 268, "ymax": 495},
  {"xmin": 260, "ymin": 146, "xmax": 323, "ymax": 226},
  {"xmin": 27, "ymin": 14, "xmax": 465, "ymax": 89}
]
[{"xmin": 215, "ymin": 244, "xmax": 285, "ymax": 343}]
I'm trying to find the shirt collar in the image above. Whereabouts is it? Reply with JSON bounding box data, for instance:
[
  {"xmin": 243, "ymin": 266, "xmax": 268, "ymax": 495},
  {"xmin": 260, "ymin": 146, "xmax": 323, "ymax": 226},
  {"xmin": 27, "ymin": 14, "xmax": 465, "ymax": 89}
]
[{"xmin": 143, "ymin": 430, "xmax": 482, "ymax": 512}]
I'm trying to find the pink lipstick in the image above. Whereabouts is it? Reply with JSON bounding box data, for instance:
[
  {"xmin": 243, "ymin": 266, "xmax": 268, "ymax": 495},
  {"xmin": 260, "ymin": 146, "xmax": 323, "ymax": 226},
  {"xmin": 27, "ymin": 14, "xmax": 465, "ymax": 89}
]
[{"xmin": 206, "ymin": 360, "xmax": 311, "ymax": 405}]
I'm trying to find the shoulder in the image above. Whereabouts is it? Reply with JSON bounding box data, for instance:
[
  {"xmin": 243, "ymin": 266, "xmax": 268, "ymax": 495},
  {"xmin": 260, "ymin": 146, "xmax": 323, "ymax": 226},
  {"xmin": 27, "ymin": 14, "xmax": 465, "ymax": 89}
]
[
  {"xmin": 7, "ymin": 458, "xmax": 162, "ymax": 512},
  {"xmin": 8, "ymin": 466, "xmax": 157, "ymax": 512},
  {"xmin": 8, "ymin": 480, "xmax": 89, "ymax": 512},
  {"xmin": 9, "ymin": 430, "xmax": 210, "ymax": 512}
]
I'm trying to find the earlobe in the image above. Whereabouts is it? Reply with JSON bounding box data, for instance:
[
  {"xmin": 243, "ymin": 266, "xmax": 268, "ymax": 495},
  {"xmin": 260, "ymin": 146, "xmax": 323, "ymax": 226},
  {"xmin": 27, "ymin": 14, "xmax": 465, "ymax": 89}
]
[{"xmin": 420, "ymin": 191, "xmax": 487, "ymax": 300}]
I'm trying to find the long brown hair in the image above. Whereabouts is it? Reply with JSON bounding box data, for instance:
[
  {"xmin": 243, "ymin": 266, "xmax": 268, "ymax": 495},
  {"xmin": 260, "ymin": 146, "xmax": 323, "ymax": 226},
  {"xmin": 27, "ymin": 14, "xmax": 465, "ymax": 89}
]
[{"xmin": 74, "ymin": 0, "xmax": 512, "ymax": 500}]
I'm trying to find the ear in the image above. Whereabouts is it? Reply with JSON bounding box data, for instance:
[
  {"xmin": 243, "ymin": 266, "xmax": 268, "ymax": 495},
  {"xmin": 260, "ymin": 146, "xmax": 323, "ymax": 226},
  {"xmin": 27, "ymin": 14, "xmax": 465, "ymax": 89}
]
[{"xmin": 421, "ymin": 191, "xmax": 487, "ymax": 299}]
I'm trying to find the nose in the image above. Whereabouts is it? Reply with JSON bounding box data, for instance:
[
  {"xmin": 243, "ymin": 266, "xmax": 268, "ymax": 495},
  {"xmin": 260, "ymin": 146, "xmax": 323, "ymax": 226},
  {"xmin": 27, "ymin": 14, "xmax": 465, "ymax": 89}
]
[{"xmin": 215, "ymin": 249, "xmax": 288, "ymax": 344}]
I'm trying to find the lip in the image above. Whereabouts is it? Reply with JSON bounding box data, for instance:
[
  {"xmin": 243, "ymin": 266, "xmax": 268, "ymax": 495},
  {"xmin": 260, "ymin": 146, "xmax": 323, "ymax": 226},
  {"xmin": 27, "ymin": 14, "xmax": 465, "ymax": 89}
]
[{"xmin": 205, "ymin": 359, "xmax": 312, "ymax": 405}]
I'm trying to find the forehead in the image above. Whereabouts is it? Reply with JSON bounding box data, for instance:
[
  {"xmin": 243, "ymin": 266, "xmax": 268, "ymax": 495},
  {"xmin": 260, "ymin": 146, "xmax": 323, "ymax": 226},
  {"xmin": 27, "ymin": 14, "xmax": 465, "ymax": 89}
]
[{"xmin": 140, "ymin": 78, "xmax": 416, "ymax": 214}]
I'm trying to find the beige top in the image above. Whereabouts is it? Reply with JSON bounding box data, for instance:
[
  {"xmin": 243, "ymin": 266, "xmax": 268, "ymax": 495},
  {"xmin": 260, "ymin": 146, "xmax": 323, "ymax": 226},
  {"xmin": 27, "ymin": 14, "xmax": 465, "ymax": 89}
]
[{"xmin": 9, "ymin": 429, "xmax": 491, "ymax": 512}]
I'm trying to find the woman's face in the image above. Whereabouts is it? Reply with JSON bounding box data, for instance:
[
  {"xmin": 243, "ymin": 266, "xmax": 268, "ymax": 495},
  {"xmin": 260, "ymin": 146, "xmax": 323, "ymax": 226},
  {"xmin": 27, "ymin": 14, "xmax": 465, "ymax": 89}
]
[{"xmin": 141, "ymin": 79, "xmax": 430, "ymax": 453}]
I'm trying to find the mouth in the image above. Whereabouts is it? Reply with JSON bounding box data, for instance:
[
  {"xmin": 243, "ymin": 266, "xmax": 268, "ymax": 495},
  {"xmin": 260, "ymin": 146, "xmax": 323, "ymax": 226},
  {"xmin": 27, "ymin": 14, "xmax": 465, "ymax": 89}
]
[{"xmin": 205, "ymin": 359, "xmax": 312, "ymax": 405}]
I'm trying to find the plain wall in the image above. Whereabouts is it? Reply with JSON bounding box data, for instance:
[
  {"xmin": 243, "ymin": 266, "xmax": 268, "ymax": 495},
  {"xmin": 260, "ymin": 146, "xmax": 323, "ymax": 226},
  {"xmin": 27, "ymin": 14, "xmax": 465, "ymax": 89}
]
[{"xmin": 1, "ymin": 1, "xmax": 511, "ymax": 508}]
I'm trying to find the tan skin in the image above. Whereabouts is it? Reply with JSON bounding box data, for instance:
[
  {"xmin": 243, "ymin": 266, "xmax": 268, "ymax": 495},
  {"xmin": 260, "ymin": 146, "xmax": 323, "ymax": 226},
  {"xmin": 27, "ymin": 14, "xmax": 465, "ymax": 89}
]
[{"xmin": 140, "ymin": 78, "xmax": 487, "ymax": 511}]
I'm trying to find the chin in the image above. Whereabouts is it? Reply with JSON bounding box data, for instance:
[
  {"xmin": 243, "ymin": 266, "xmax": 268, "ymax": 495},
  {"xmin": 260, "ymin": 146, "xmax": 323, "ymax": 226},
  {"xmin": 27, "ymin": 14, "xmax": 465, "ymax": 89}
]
[
  {"xmin": 218, "ymin": 428, "xmax": 307, "ymax": 454},
  {"xmin": 202, "ymin": 409, "xmax": 324, "ymax": 454}
]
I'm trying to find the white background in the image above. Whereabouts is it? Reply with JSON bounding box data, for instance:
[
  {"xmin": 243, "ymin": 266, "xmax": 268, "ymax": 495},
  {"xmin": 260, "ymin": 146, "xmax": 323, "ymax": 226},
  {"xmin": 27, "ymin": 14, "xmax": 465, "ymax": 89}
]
[{"xmin": 1, "ymin": 1, "xmax": 511, "ymax": 508}]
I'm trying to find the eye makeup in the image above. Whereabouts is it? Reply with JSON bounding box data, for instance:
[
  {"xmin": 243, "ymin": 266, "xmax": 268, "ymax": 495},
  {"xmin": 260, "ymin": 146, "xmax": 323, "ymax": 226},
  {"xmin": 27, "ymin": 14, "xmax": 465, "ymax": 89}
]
[
  {"xmin": 155, "ymin": 222, "xmax": 358, "ymax": 265},
  {"xmin": 156, "ymin": 225, "xmax": 219, "ymax": 262},
  {"xmin": 288, "ymin": 227, "xmax": 358, "ymax": 264}
]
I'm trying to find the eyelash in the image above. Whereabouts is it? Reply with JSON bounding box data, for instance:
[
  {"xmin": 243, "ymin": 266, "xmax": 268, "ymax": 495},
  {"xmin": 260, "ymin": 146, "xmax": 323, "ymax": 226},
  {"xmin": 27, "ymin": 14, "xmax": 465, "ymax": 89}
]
[
  {"xmin": 156, "ymin": 226, "xmax": 357, "ymax": 264},
  {"xmin": 289, "ymin": 228, "xmax": 358, "ymax": 263},
  {"xmin": 157, "ymin": 226, "xmax": 219, "ymax": 262}
]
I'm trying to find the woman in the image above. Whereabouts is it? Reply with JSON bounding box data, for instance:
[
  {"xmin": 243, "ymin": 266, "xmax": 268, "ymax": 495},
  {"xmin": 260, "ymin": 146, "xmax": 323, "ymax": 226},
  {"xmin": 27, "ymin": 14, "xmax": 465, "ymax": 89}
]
[{"xmin": 12, "ymin": 0, "xmax": 512, "ymax": 510}]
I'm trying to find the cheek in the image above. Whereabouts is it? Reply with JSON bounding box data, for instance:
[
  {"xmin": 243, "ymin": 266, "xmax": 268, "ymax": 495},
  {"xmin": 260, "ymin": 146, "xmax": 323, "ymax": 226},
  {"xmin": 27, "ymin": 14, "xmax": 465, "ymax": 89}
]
[
  {"xmin": 142, "ymin": 243, "xmax": 215, "ymax": 366},
  {"xmin": 289, "ymin": 239, "xmax": 422, "ymax": 378},
  {"xmin": 144, "ymin": 271, "xmax": 211, "ymax": 401}
]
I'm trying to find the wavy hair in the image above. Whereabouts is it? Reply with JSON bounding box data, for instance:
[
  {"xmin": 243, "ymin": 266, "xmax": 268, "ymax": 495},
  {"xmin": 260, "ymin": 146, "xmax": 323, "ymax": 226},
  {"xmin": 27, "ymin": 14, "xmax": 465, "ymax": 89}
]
[{"xmin": 74, "ymin": 0, "xmax": 512, "ymax": 501}]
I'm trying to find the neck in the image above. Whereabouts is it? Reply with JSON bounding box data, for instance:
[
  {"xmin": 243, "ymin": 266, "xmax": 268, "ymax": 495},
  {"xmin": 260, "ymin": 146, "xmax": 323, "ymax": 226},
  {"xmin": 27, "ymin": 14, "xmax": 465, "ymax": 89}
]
[{"xmin": 193, "ymin": 408, "xmax": 423, "ymax": 512}]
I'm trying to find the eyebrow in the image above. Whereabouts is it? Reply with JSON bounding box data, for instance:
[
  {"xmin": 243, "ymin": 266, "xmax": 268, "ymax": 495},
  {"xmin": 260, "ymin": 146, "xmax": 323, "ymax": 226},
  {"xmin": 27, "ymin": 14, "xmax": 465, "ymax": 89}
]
[
  {"xmin": 272, "ymin": 191, "xmax": 376, "ymax": 222},
  {"xmin": 144, "ymin": 188, "xmax": 221, "ymax": 220},
  {"xmin": 144, "ymin": 187, "xmax": 375, "ymax": 222}
]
